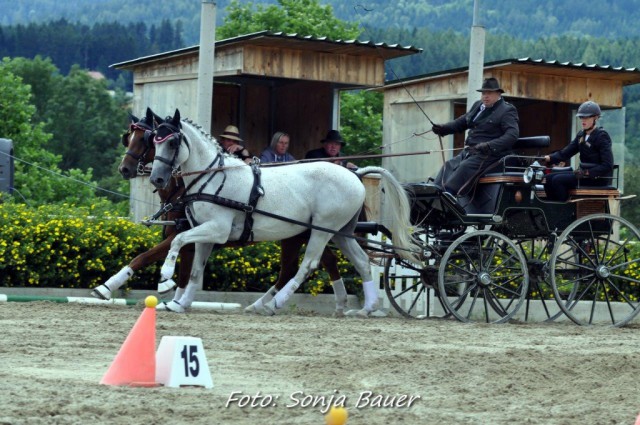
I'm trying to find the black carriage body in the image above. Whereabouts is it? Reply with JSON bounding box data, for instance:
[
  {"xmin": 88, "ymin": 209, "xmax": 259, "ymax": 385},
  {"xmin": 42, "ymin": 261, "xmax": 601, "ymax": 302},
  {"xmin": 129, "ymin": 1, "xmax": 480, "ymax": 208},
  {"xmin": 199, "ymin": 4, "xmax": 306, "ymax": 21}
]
[{"xmin": 407, "ymin": 136, "xmax": 616, "ymax": 240}]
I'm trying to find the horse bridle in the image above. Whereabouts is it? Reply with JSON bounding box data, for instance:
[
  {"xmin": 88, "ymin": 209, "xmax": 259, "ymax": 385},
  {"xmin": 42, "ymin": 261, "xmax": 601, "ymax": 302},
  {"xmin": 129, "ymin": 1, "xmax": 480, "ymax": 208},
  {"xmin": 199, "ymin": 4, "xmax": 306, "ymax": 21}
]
[
  {"xmin": 122, "ymin": 121, "xmax": 155, "ymax": 176},
  {"xmin": 153, "ymin": 121, "xmax": 190, "ymax": 177}
]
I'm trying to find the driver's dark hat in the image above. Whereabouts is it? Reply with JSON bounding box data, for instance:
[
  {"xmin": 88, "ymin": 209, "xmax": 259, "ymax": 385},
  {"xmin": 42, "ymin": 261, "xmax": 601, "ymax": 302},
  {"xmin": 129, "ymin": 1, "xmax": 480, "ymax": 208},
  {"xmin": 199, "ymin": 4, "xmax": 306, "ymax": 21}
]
[
  {"xmin": 321, "ymin": 130, "xmax": 345, "ymax": 146},
  {"xmin": 477, "ymin": 77, "xmax": 505, "ymax": 93}
]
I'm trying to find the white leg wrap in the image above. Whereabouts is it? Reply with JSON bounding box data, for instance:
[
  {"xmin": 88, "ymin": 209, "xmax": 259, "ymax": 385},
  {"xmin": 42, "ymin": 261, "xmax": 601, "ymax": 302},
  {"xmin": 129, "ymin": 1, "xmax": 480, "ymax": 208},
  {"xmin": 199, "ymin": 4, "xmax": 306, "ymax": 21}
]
[
  {"xmin": 177, "ymin": 282, "xmax": 198, "ymax": 309},
  {"xmin": 160, "ymin": 253, "xmax": 178, "ymax": 280},
  {"xmin": 104, "ymin": 266, "xmax": 134, "ymax": 291},
  {"xmin": 332, "ymin": 278, "xmax": 347, "ymax": 309},
  {"xmin": 173, "ymin": 286, "xmax": 186, "ymax": 302},
  {"xmin": 272, "ymin": 278, "xmax": 300, "ymax": 310},
  {"xmin": 244, "ymin": 286, "xmax": 278, "ymax": 313},
  {"xmin": 362, "ymin": 280, "xmax": 378, "ymax": 311}
]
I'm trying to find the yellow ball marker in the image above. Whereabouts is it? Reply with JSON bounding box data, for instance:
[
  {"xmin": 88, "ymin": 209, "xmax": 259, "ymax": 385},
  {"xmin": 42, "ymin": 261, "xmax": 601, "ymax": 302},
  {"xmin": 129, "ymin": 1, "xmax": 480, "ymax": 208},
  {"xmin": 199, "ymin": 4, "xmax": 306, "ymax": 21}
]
[
  {"xmin": 325, "ymin": 406, "xmax": 348, "ymax": 425},
  {"xmin": 144, "ymin": 295, "xmax": 158, "ymax": 308}
]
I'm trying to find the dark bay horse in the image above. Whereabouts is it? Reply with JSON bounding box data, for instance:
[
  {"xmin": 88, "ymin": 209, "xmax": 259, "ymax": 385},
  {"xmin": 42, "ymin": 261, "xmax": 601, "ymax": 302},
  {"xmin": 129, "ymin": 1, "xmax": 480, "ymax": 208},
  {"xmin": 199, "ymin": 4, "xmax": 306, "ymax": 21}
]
[{"xmin": 90, "ymin": 108, "xmax": 196, "ymax": 305}]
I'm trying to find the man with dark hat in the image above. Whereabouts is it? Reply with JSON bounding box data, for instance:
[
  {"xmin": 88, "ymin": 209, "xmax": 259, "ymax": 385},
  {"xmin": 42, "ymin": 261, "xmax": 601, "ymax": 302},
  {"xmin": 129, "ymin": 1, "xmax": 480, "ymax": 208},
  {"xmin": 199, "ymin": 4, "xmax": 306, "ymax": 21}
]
[
  {"xmin": 305, "ymin": 129, "xmax": 356, "ymax": 169},
  {"xmin": 430, "ymin": 77, "xmax": 519, "ymax": 196}
]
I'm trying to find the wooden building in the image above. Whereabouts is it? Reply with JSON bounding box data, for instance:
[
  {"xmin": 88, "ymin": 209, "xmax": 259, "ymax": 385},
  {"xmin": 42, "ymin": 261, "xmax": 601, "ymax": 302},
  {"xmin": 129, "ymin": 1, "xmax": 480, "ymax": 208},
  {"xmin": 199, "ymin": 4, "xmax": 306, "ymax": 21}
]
[
  {"xmin": 379, "ymin": 58, "xmax": 640, "ymax": 191},
  {"xmin": 111, "ymin": 30, "xmax": 420, "ymax": 221}
]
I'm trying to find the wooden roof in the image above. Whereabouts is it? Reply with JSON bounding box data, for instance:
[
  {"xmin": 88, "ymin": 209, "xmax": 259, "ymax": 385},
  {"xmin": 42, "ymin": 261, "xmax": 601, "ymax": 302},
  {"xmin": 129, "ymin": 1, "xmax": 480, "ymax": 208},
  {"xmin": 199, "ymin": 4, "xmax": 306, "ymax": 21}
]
[
  {"xmin": 111, "ymin": 30, "xmax": 421, "ymax": 70},
  {"xmin": 384, "ymin": 57, "xmax": 640, "ymax": 89}
]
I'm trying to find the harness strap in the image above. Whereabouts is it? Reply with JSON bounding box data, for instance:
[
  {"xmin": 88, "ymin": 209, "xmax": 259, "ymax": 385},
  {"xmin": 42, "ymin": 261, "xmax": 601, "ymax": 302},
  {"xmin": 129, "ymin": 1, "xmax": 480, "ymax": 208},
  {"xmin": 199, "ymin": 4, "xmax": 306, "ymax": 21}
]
[
  {"xmin": 239, "ymin": 161, "xmax": 265, "ymax": 243},
  {"xmin": 178, "ymin": 193, "xmax": 415, "ymax": 254},
  {"xmin": 180, "ymin": 163, "xmax": 264, "ymax": 244}
]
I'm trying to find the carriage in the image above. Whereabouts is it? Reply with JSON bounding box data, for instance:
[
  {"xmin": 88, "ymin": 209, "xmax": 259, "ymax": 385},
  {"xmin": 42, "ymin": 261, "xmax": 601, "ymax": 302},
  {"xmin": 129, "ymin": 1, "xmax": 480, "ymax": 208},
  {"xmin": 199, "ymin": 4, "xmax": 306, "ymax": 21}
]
[{"xmin": 377, "ymin": 135, "xmax": 640, "ymax": 327}]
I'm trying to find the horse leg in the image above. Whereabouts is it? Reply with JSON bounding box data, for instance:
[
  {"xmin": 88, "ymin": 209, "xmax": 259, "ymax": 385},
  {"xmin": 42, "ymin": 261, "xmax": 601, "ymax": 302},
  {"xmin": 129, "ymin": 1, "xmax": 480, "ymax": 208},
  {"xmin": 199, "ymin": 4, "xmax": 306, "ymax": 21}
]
[
  {"xmin": 164, "ymin": 243, "xmax": 214, "ymax": 313},
  {"xmin": 244, "ymin": 233, "xmax": 306, "ymax": 314},
  {"xmin": 90, "ymin": 232, "xmax": 177, "ymax": 300},
  {"xmin": 331, "ymin": 235, "xmax": 383, "ymax": 318},
  {"xmin": 177, "ymin": 243, "xmax": 196, "ymax": 290},
  {"xmin": 156, "ymin": 241, "xmax": 196, "ymax": 310},
  {"xmin": 319, "ymin": 247, "xmax": 347, "ymax": 316},
  {"xmin": 257, "ymin": 230, "xmax": 332, "ymax": 316}
]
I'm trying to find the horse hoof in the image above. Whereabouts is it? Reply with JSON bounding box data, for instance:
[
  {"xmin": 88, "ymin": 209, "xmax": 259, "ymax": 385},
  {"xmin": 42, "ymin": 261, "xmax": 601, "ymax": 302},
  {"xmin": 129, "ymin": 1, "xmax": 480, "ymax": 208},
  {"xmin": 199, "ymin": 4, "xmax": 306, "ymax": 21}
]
[
  {"xmin": 345, "ymin": 308, "xmax": 368, "ymax": 318},
  {"xmin": 164, "ymin": 300, "xmax": 186, "ymax": 313},
  {"xmin": 243, "ymin": 301, "xmax": 261, "ymax": 314},
  {"xmin": 255, "ymin": 299, "xmax": 277, "ymax": 316},
  {"xmin": 90, "ymin": 285, "xmax": 111, "ymax": 301},
  {"xmin": 155, "ymin": 302, "xmax": 169, "ymax": 311},
  {"xmin": 344, "ymin": 308, "xmax": 387, "ymax": 318},
  {"xmin": 333, "ymin": 309, "xmax": 345, "ymax": 318},
  {"xmin": 157, "ymin": 279, "xmax": 177, "ymax": 295}
]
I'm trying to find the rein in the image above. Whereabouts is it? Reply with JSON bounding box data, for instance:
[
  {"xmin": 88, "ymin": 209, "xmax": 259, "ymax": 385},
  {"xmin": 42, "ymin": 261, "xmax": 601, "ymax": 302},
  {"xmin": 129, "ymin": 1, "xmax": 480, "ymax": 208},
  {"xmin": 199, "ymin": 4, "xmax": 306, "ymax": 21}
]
[
  {"xmin": 177, "ymin": 148, "xmax": 463, "ymax": 177},
  {"xmin": 175, "ymin": 191, "xmax": 417, "ymax": 255}
]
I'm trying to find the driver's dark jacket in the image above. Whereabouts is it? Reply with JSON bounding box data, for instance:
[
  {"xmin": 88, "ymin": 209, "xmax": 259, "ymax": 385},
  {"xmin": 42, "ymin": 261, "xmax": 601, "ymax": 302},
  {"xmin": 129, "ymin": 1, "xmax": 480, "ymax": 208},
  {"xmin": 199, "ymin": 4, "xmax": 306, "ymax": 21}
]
[
  {"xmin": 439, "ymin": 97, "xmax": 519, "ymax": 157},
  {"xmin": 549, "ymin": 127, "xmax": 614, "ymax": 184}
]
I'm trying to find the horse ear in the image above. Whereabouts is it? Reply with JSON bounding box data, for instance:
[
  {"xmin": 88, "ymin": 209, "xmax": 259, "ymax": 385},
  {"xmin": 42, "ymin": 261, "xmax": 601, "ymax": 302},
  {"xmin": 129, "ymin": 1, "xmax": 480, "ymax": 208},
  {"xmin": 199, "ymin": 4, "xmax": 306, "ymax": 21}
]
[
  {"xmin": 128, "ymin": 112, "xmax": 138, "ymax": 123},
  {"xmin": 147, "ymin": 107, "xmax": 163, "ymax": 127},
  {"xmin": 173, "ymin": 109, "xmax": 181, "ymax": 124}
]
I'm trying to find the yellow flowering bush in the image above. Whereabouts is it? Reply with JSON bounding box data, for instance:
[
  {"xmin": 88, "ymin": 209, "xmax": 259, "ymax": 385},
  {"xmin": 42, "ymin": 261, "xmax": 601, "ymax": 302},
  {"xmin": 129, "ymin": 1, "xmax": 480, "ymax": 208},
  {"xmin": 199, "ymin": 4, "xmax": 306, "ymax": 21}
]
[
  {"xmin": 0, "ymin": 203, "xmax": 362, "ymax": 294},
  {"xmin": 0, "ymin": 203, "xmax": 161, "ymax": 288}
]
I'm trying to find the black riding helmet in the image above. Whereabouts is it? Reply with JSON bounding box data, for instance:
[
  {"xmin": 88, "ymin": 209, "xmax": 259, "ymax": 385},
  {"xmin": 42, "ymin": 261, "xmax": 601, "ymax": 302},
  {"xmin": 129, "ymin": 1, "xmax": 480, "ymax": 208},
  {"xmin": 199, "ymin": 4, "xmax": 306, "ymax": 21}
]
[{"xmin": 577, "ymin": 101, "xmax": 601, "ymax": 118}]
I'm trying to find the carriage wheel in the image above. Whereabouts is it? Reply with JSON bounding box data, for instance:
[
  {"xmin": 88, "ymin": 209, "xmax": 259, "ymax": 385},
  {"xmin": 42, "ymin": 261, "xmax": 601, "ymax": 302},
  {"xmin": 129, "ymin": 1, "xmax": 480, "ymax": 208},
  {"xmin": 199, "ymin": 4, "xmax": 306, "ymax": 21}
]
[
  {"xmin": 515, "ymin": 238, "xmax": 566, "ymax": 322},
  {"xmin": 438, "ymin": 230, "xmax": 529, "ymax": 324},
  {"xmin": 382, "ymin": 227, "xmax": 451, "ymax": 319},
  {"xmin": 383, "ymin": 255, "xmax": 451, "ymax": 319},
  {"xmin": 549, "ymin": 214, "xmax": 640, "ymax": 327}
]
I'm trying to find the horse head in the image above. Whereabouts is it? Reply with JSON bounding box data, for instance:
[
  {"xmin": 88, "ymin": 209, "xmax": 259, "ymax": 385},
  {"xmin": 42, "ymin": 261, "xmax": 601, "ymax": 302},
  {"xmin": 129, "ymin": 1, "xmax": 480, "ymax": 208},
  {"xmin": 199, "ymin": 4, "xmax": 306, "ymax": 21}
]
[
  {"xmin": 150, "ymin": 108, "xmax": 186, "ymax": 189},
  {"xmin": 118, "ymin": 107, "xmax": 163, "ymax": 179}
]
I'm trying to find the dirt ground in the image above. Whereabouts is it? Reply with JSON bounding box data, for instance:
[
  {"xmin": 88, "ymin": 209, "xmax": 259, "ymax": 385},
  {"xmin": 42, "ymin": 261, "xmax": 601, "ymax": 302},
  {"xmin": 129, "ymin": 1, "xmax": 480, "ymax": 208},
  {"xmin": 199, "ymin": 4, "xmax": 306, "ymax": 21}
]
[{"xmin": 1, "ymin": 301, "xmax": 640, "ymax": 425}]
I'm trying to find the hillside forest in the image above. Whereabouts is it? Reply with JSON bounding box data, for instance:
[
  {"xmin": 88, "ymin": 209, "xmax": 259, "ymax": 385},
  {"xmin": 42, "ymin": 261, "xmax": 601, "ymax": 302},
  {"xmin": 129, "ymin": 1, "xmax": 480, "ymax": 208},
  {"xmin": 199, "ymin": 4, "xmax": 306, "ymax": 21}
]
[{"xmin": 2, "ymin": 0, "xmax": 640, "ymax": 221}]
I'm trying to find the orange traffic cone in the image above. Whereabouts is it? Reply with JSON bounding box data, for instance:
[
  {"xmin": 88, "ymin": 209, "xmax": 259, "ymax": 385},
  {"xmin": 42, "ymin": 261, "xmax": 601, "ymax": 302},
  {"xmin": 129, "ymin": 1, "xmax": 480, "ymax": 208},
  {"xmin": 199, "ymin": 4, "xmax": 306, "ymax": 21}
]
[{"xmin": 100, "ymin": 299, "xmax": 157, "ymax": 386}]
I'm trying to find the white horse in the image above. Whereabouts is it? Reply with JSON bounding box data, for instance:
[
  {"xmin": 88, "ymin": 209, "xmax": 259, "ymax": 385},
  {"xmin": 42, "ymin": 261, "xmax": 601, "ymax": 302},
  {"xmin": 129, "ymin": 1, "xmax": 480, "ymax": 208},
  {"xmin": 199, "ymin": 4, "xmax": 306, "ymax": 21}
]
[{"xmin": 149, "ymin": 109, "xmax": 421, "ymax": 316}]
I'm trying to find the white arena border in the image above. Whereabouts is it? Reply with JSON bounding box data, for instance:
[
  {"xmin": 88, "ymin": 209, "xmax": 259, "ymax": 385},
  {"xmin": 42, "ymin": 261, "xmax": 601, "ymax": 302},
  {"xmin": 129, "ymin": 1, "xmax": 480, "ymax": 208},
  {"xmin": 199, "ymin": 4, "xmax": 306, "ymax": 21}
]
[{"xmin": 0, "ymin": 294, "xmax": 241, "ymax": 311}]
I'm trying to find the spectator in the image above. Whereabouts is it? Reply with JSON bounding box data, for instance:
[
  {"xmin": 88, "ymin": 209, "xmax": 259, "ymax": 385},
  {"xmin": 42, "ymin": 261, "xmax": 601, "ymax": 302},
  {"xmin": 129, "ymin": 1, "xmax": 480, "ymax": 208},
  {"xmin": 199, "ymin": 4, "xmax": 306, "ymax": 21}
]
[
  {"xmin": 305, "ymin": 129, "xmax": 356, "ymax": 170},
  {"xmin": 260, "ymin": 131, "xmax": 295, "ymax": 163},
  {"xmin": 219, "ymin": 125, "xmax": 253, "ymax": 164}
]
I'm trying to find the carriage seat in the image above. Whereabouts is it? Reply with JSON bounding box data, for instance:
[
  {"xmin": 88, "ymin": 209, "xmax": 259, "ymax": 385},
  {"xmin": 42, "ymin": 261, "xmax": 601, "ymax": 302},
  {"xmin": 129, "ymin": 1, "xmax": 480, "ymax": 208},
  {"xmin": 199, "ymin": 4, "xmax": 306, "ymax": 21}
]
[
  {"xmin": 512, "ymin": 135, "xmax": 551, "ymax": 151},
  {"xmin": 536, "ymin": 164, "xmax": 621, "ymax": 199},
  {"xmin": 464, "ymin": 136, "xmax": 550, "ymax": 214}
]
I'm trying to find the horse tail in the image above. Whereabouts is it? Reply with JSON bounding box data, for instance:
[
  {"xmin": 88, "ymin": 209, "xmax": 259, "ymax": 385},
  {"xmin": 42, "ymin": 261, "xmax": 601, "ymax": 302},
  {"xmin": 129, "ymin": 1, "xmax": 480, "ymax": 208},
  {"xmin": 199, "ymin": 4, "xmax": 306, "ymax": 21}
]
[{"xmin": 355, "ymin": 166, "xmax": 422, "ymax": 264}]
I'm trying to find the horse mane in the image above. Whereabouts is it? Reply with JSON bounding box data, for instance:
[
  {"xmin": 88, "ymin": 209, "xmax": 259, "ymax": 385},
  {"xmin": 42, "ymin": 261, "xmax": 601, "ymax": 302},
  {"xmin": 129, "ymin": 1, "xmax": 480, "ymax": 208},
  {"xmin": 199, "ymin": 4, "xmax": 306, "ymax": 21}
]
[{"xmin": 180, "ymin": 118, "xmax": 245, "ymax": 165}]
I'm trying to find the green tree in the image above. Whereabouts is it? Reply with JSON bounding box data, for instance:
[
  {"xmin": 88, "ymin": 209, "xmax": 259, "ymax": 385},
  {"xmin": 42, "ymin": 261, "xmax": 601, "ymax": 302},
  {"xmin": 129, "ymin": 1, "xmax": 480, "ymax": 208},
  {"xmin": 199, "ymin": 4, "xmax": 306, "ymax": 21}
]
[
  {"xmin": 218, "ymin": 0, "xmax": 361, "ymax": 40},
  {"xmin": 43, "ymin": 64, "xmax": 128, "ymax": 181},
  {"xmin": 0, "ymin": 60, "xmax": 96, "ymax": 205},
  {"xmin": 1, "ymin": 55, "xmax": 60, "ymax": 123},
  {"xmin": 340, "ymin": 90, "xmax": 383, "ymax": 167}
]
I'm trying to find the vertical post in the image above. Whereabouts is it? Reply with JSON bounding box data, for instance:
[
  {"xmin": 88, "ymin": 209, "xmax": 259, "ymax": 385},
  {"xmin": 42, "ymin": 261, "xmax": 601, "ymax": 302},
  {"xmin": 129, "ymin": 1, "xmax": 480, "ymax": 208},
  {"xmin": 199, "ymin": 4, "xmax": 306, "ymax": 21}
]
[
  {"xmin": 197, "ymin": 1, "xmax": 217, "ymax": 133},
  {"xmin": 466, "ymin": 0, "xmax": 485, "ymax": 112},
  {"xmin": 0, "ymin": 138, "xmax": 14, "ymax": 195}
]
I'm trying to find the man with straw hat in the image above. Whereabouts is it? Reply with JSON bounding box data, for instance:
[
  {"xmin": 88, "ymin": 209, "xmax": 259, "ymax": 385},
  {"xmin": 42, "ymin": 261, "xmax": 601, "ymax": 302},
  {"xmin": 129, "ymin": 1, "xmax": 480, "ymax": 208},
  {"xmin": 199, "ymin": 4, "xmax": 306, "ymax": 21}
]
[{"xmin": 219, "ymin": 125, "xmax": 253, "ymax": 164}]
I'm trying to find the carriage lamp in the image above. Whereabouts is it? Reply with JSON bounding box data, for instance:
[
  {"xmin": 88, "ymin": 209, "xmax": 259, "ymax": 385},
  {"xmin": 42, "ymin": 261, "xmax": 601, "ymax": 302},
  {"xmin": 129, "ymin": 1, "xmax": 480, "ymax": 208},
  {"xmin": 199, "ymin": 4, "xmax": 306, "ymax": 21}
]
[{"xmin": 523, "ymin": 161, "xmax": 545, "ymax": 184}]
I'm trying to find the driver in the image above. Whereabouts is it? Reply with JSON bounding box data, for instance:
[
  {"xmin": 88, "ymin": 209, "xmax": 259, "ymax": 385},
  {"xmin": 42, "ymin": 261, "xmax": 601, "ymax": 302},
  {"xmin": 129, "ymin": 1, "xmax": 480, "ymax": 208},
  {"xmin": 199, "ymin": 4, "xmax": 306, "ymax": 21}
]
[{"xmin": 430, "ymin": 77, "xmax": 520, "ymax": 196}]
